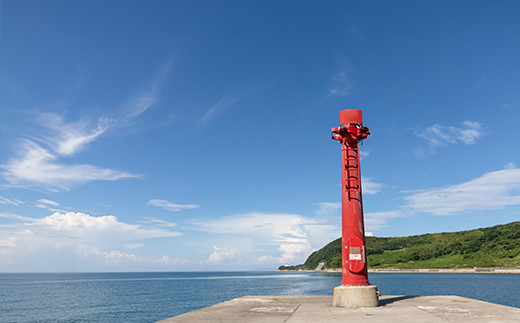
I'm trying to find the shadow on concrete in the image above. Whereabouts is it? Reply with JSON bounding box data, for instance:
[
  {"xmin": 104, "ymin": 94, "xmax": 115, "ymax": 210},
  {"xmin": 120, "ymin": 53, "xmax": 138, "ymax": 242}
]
[{"xmin": 379, "ymin": 295, "xmax": 419, "ymax": 306}]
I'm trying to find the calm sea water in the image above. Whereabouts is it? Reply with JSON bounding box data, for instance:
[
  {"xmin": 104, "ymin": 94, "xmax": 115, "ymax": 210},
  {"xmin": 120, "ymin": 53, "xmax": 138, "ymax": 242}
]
[{"xmin": 1, "ymin": 271, "xmax": 518, "ymax": 323}]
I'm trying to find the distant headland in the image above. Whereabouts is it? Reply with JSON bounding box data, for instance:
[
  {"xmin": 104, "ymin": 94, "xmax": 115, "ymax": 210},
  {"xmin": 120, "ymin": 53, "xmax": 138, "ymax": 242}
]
[{"xmin": 279, "ymin": 221, "xmax": 520, "ymax": 272}]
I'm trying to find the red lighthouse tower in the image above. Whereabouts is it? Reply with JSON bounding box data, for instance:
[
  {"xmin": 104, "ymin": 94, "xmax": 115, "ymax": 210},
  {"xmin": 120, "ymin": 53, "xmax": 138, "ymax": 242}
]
[{"xmin": 331, "ymin": 109, "xmax": 379, "ymax": 308}]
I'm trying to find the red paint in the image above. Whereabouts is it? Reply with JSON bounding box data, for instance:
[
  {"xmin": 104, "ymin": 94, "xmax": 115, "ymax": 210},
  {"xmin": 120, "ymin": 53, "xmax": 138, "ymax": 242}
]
[
  {"xmin": 331, "ymin": 109, "xmax": 370, "ymax": 286},
  {"xmin": 340, "ymin": 110, "xmax": 363, "ymax": 125}
]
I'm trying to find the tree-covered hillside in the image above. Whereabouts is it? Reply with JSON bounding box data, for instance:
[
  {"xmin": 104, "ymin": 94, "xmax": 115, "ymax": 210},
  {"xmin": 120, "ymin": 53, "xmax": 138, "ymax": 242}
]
[{"xmin": 292, "ymin": 222, "xmax": 520, "ymax": 270}]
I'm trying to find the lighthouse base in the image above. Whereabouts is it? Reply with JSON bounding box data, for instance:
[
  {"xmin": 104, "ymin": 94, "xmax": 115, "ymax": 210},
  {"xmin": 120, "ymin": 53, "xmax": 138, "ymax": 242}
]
[{"xmin": 332, "ymin": 285, "xmax": 379, "ymax": 308}]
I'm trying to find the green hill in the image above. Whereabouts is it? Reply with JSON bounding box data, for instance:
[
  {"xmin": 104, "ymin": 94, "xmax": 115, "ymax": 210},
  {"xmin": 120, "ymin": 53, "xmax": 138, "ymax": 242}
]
[{"xmin": 280, "ymin": 222, "xmax": 520, "ymax": 270}]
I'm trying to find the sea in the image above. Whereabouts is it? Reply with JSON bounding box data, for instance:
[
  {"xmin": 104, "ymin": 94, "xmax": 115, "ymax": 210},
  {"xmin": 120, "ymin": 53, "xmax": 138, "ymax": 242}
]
[{"xmin": 1, "ymin": 271, "xmax": 519, "ymax": 323}]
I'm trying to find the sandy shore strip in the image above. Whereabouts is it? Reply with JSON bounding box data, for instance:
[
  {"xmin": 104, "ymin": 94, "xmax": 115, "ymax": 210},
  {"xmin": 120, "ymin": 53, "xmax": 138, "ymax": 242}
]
[
  {"xmin": 369, "ymin": 268, "xmax": 520, "ymax": 274},
  {"xmin": 279, "ymin": 268, "xmax": 520, "ymax": 274}
]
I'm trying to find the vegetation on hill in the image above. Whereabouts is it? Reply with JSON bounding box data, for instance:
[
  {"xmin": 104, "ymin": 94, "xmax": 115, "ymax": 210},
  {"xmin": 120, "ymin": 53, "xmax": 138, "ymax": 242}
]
[
  {"xmin": 278, "ymin": 264, "xmax": 303, "ymax": 271},
  {"xmin": 279, "ymin": 222, "xmax": 520, "ymax": 270}
]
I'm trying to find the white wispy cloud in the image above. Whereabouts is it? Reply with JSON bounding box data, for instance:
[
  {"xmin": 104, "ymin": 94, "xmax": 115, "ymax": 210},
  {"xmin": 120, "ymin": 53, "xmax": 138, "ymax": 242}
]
[
  {"xmin": 190, "ymin": 212, "xmax": 337, "ymax": 265},
  {"xmin": 0, "ymin": 212, "xmax": 37, "ymax": 222},
  {"xmin": 364, "ymin": 210, "xmax": 410, "ymax": 231},
  {"xmin": 2, "ymin": 62, "xmax": 173, "ymax": 191},
  {"xmin": 37, "ymin": 212, "xmax": 181, "ymax": 239},
  {"xmin": 0, "ymin": 211, "xmax": 182, "ymax": 271},
  {"xmin": 315, "ymin": 202, "xmax": 341, "ymax": 217},
  {"xmin": 37, "ymin": 199, "xmax": 60, "ymax": 207},
  {"xmin": 256, "ymin": 255, "xmax": 278, "ymax": 265},
  {"xmin": 360, "ymin": 164, "xmax": 520, "ymax": 230},
  {"xmin": 362, "ymin": 177, "xmax": 385, "ymax": 195},
  {"xmin": 0, "ymin": 197, "xmax": 24, "ymax": 206},
  {"xmin": 0, "ymin": 211, "xmax": 181, "ymax": 250},
  {"xmin": 147, "ymin": 199, "xmax": 200, "ymax": 212},
  {"xmin": 205, "ymin": 246, "xmax": 240, "ymax": 265},
  {"xmin": 123, "ymin": 59, "xmax": 174, "ymax": 119},
  {"xmin": 158, "ymin": 255, "xmax": 187, "ymax": 265},
  {"xmin": 328, "ymin": 64, "xmax": 352, "ymax": 97},
  {"xmin": 124, "ymin": 243, "xmax": 144, "ymax": 250},
  {"xmin": 415, "ymin": 120, "xmax": 484, "ymax": 155},
  {"xmin": 314, "ymin": 205, "xmax": 408, "ymax": 232},
  {"xmin": 199, "ymin": 95, "xmax": 241, "ymax": 125},
  {"xmin": 77, "ymin": 245, "xmax": 146, "ymax": 262},
  {"xmin": 2, "ymin": 140, "xmax": 138, "ymax": 191},
  {"xmin": 314, "ymin": 177, "xmax": 384, "ymax": 217},
  {"xmin": 277, "ymin": 242, "xmax": 312, "ymax": 263},
  {"xmin": 77, "ymin": 245, "xmax": 186, "ymax": 266},
  {"xmin": 316, "ymin": 203, "xmax": 404, "ymax": 232},
  {"xmin": 320, "ymin": 164, "xmax": 520, "ymax": 231},
  {"xmin": 1, "ymin": 112, "xmax": 132, "ymax": 191},
  {"xmin": 35, "ymin": 198, "xmax": 65, "ymax": 212},
  {"xmin": 138, "ymin": 216, "xmax": 178, "ymax": 227},
  {"xmin": 37, "ymin": 113, "xmax": 113, "ymax": 156},
  {"xmin": 403, "ymin": 163, "xmax": 520, "ymax": 215}
]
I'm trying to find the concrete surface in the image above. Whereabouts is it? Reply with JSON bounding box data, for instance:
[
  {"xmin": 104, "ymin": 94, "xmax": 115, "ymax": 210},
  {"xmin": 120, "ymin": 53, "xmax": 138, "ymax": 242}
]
[
  {"xmin": 156, "ymin": 295, "xmax": 520, "ymax": 322},
  {"xmin": 333, "ymin": 285, "xmax": 379, "ymax": 308}
]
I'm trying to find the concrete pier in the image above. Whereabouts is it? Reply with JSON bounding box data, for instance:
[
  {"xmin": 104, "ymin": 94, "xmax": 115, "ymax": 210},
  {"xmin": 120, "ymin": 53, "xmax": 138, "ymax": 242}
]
[{"xmin": 156, "ymin": 295, "xmax": 520, "ymax": 322}]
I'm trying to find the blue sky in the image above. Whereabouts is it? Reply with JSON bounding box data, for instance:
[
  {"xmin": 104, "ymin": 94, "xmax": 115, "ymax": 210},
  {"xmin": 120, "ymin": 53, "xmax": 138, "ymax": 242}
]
[{"xmin": 1, "ymin": 0, "xmax": 519, "ymax": 272}]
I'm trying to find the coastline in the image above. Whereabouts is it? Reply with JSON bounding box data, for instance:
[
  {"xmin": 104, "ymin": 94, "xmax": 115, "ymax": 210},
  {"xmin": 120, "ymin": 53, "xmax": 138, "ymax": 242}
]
[{"xmin": 278, "ymin": 267, "xmax": 520, "ymax": 274}]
